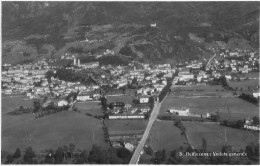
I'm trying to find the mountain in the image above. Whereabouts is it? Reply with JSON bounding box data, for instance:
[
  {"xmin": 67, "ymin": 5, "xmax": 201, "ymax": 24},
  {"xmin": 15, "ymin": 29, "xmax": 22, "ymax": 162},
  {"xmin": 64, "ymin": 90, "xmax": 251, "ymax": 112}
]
[{"xmin": 2, "ymin": 1, "xmax": 259, "ymax": 65}]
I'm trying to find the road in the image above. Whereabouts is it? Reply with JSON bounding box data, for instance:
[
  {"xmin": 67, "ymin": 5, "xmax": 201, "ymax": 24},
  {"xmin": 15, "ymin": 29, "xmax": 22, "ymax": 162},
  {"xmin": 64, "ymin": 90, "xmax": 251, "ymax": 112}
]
[
  {"xmin": 129, "ymin": 100, "xmax": 162, "ymax": 164},
  {"xmin": 206, "ymin": 53, "xmax": 217, "ymax": 68}
]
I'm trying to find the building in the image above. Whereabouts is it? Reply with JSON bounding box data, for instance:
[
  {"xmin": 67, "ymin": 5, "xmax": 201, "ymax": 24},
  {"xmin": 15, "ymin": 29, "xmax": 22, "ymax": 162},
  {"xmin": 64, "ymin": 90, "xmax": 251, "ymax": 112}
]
[
  {"xmin": 80, "ymin": 62, "xmax": 99, "ymax": 68},
  {"xmin": 57, "ymin": 100, "xmax": 68, "ymax": 107},
  {"xmin": 124, "ymin": 143, "xmax": 135, "ymax": 152},
  {"xmin": 168, "ymin": 106, "xmax": 189, "ymax": 116},
  {"xmin": 77, "ymin": 93, "xmax": 93, "ymax": 101},
  {"xmin": 150, "ymin": 23, "xmax": 156, "ymax": 27},
  {"xmin": 138, "ymin": 95, "xmax": 150, "ymax": 104},
  {"xmin": 108, "ymin": 115, "xmax": 145, "ymax": 119},
  {"xmin": 253, "ymin": 91, "xmax": 260, "ymax": 98}
]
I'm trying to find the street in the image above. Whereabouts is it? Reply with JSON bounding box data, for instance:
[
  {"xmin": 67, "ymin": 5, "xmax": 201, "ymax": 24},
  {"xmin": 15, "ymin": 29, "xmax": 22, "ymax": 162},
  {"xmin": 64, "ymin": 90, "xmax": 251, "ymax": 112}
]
[{"xmin": 129, "ymin": 100, "xmax": 162, "ymax": 164}]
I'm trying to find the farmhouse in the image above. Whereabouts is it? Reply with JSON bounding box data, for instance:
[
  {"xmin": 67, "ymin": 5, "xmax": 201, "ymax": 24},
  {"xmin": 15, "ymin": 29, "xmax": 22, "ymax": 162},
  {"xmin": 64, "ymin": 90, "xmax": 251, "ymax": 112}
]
[{"xmin": 168, "ymin": 106, "xmax": 189, "ymax": 116}]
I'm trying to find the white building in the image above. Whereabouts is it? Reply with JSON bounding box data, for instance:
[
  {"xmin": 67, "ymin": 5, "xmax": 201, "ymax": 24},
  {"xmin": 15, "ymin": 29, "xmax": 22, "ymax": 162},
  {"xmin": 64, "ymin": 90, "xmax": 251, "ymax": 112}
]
[
  {"xmin": 139, "ymin": 95, "xmax": 150, "ymax": 104},
  {"xmin": 57, "ymin": 100, "xmax": 68, "ymax": 107},
  {"xmin": 124, "ymin": 143, "xmax": 135, "ymax": 152},
  {"xmin": 253, "ymin": 91, "xmax": 260, "ymax": 98},
  {"xmin": 168, "ymin": 106, "xmax": 189, "ymax": 116}
]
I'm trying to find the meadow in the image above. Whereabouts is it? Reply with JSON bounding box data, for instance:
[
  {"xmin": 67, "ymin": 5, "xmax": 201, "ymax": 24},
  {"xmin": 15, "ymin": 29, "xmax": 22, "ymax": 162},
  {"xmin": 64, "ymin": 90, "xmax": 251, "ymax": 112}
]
[
  {"xmin": 183, "ymin": 122, "xmax": 259, "ymax": 152},
  {"xmin": 229, "ymin": 79, "xmax": 259, "ymax": 95},
  {"xmin": 170, "ymin": 84, "xmax": 232, "ymax": 97},
  {"xmin": 2, "ymin": 110, "xmax": 109, "ymax": 153},
  {"xmin": 145, "ymin": 121, "xmax": 188, "ymax": 151},
  {"xmin": 160, "ymin": 96, "xmax": 259, "ymax": 121},
  {"xmin": 75, "ymin": 101, "xmax": 103, "ymax": 116},
  {"xmin": 104, "ymin": 119, "xmax": 147, "ymax": 136},
  {"xmin": 2, "ymin": 95, "xmax": 33, "ymax": 113}
]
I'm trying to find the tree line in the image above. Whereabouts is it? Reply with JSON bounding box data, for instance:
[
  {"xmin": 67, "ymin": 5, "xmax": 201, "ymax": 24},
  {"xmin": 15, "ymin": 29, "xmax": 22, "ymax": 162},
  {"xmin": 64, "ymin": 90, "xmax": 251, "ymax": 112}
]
[
  {"xmin": 239, "ymin": 93, "xmax": 259, "ymax": 105},
  {"xmin": 140, "ymin": 141, "xmax": 259, "ymax": 164},
  {"xmin": 2, "ymin": 144, "xmax": 132, "ymax": 164}
]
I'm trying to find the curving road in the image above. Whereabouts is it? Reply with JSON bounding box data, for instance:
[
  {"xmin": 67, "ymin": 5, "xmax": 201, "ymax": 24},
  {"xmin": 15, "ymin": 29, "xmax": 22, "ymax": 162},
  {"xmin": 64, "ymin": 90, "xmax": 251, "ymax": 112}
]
[{"xmin": 129, "ymin": 100, "xmax": 162, "ymax": 164}]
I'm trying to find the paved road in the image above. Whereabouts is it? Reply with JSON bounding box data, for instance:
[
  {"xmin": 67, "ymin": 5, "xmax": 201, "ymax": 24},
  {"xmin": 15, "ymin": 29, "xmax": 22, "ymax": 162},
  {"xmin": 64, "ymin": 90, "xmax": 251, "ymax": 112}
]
[{"xmin": 129, "ymin": 101, "xmax": 162, "ymax": 164}]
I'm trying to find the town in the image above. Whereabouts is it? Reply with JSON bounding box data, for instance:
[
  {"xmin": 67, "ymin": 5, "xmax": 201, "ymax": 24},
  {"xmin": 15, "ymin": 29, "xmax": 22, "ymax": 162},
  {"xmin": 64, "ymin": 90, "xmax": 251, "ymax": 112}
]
[{"xmin": 2, "ymin": 44, "xmax": 260, "ymax": 164}]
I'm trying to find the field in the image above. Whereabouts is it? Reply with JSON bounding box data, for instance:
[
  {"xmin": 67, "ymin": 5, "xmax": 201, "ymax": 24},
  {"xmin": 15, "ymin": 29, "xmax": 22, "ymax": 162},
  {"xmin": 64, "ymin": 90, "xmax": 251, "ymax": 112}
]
[
  {"xmin": 75, "ymin": 101, "xmax": 103, "ymax": 116},
  {"xmin": 183, "ymin": 122, "xmax": 259, "ymax": 152},
  {"xmin": 107, "ymin": 95, "xmax": 134, "ymax": 105},
  {"xmin": 2, "ymin": 96, "xmax": 109, "ymax": 153},
  {"xmin": 104, "ymin": 119, "xmax": 147, "ymax": 136},
  {"xmin": 170, "ymin": 84, "xmax": 232, "ymax": 96},
  {"xmin": 145, "ymin": 121, "xmax": 188, "ymax": 151},
  {"xmin": 160, "ymin": 96, "xmax": 259, "ymax": 121},
  {"xmin": 2, "ymin": 95, "xmax": 33, "ymax": 113},
  {"xmin": 245, "ymin": 72, "xmax": 260, "ymax": 79},
  {"xmin": 229, "ymin": 79, "xmax": 259, "ymax": 95}
]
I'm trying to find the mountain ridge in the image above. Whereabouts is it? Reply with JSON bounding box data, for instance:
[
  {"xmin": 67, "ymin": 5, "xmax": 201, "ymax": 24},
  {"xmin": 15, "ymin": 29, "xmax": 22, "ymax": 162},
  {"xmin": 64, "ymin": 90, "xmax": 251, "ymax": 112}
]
[{"xmin": 2, "ymin": 2, "xmax": 259, "ymax": 65}]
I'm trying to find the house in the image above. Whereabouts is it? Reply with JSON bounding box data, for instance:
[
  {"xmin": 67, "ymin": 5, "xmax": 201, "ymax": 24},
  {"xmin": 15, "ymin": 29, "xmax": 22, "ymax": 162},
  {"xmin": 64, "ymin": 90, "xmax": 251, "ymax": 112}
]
[
  {"xmin": 111, "ymin": 142, "xmax": 122, "ymax": 148},
  {"xmin": 253, "ymin": 91, "xmax": 260, "ymax": 98},
  {"xmin": 150, "ymin": 23, "xmax": 157, "ymax": 27},
  {"xmin": 77, "ymin": 92, "xmax": 93, "ymax": 101},
  {"xmin": 124, "ymin": 143, "xmax": 135, "ymax": 152},
  {"xmin": 80, "ymin": 62, "xmax": 99, "ymax": 68},
  {"xmin": 178, "ymin": 70, "xmax": 194, "ymax": 81},
  {"xmin": 225, "ymin": 75, "xmax": 232, "ymax": 80},
  {"xmin": 138, "ymin": 95, "xmax": 150, "ymax": 104},
  {"xmin": 140, "ymin": 106, "xmax": 150, "ymax": 113},
  {"xmin": 168, "ymin": 106, "xmax": 189, "ymax": 116},
  {"xmin": 75, "ymin": 85, "xmax": 87, "ymax": 90},
  {"xmin": 244, "ymin": 124, "xmax": 260, "ymax": 131},
  {"xmin": 57, "ymin": 100, "xmax": 68, "ymax": 107}
]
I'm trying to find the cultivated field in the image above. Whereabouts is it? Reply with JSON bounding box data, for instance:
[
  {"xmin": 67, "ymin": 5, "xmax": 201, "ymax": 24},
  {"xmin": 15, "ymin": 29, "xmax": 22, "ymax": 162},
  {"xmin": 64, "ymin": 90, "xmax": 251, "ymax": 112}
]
[
  {"xmin": 104, "ymin": 119, "xmax": 147, "ymax": 136},
  {"xmin": 2, "ymin": 110, "xmax": 109, "ymax": 153},
  {"xmin": 183, "ymin": 122, "xmax": 259, "ymax": 152},
  {"xmin": 75, "ymin": 101, "xmax": 103, "ymax": 116},
  {"xmin": 146, "ymin": 121, "xmax": 188, "ymax": 151},
  {"xmin": 160, "ymin": 96, "xmax": 259, "ymax": 121}
]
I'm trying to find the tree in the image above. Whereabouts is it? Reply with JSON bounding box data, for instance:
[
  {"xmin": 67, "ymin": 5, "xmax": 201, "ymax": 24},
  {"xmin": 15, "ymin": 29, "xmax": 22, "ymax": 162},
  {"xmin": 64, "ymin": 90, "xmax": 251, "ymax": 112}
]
[
  {"xmin": 45, "ymin": 70, "xmax": 55, "ymax": 84},
  {"xmin": 252, "ymin": 116, "xmax": 259, "ymax": 125},
  {"xmin": 6, "ymin": 154, "xmax": 14, "ymax": 164},
  {"xmin": 69, "ymin": 143, "xmax": 75, "ymax": 160},
  {"xmin": 23, "ymin": 147, "xmax": 36, "ymax": 164},
  {"xmin": 88, "ymin": 145, "xmax": 103, "ymax": 163},
  {"xmin": 154, "ymin": 149, "xmax": 166, "ymax": 164},
  {"xmin": 201, "ymin": 137, "xmax": 207, "ymax": 152},
  {"xmin": 13, "ymin": 148, "xmax": 21, "ymax": 159},
  {"xmin": 19, "ymin": 106, "xmax": 25, "ymax": 112},
  {"xmin": 235, "ymin": 120, "xmax": 244, "ymax": 129},
  {"xmin": 54, "ymin": 147, "xmax": 63, "ymax": 164},
  {"xmin": 33, "ymin": 100, "xmax": 41, "ymax": 113},
  {"xmin": 100, "ymin": 97, "xmax": 107, "ymax": 111},
  {"xmin": 116, "ymin": 148, "xmax": 131, "ymax": 164},
  {"xmin": 79, "ymin": 150, "xmax": 89, "ymax": 164}
]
